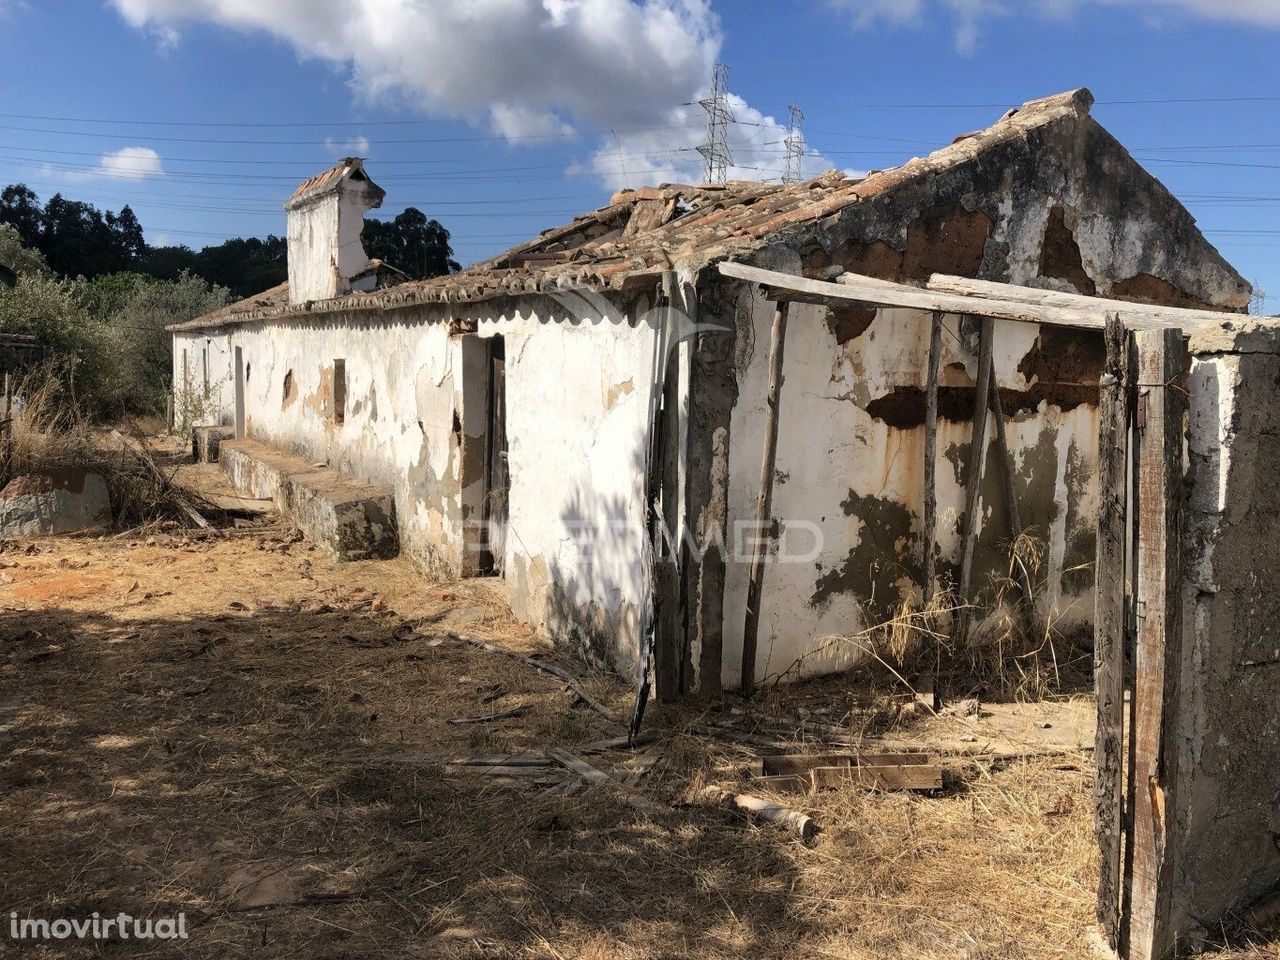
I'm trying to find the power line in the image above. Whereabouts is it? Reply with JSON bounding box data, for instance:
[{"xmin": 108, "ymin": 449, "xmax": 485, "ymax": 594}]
[{"xmin": 0, "ymin": 121, "xmax": 704, "ymax": 147}]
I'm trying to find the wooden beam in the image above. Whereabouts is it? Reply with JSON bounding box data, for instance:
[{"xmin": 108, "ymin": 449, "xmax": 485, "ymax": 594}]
[
  {"xmin": 927, "ymin": 273, "xmax": 1245, "ymax": 332},
  {"xmin": 957, "ymin": 315, "xmax": 995, "ymax": 632},
  {"xmin": 741, "ymin": 300, "xmax": 790, "ymax": 696},
  {"xmin": 716, "ymin": 260, "xmax": 1221, "ymax": 333},
  {"xmin": 1126, "ymin": 326, "xmax": 1187, "ymax": 960},
  {"xmin": 1093, "ymin": 313, "xmax": 1130, "ymax": 951},
  {"xmin": 923, "ymin": 311, "xmax": 943, "ymax": 603}
]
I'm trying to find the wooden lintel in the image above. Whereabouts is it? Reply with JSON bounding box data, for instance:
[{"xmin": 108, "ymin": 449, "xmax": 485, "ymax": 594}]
[
  {"xmin": 717, "ymin": 260, "xmax": 1233, "ymax": 333},
  {"xmin": 928, "ymin": 273, "xmax": 1246, "ymax": 332}
]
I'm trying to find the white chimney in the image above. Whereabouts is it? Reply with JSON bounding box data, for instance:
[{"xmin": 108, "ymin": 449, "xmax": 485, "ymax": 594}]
[{"xmin": 284, "ymin": 157, "xmax": 385, "ymax": 305}]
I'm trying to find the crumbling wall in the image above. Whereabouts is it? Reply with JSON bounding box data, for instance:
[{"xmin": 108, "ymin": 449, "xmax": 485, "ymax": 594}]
[
  {"xmin": 712, "ymin": 258, "xmax": 1101, "ymax": 687},
  {"xmin": 711, "ymin": 98, "xmax": 1249, "ymax": 689},
  {"xmin": 1173, "ymin": 320, "xmax": 1280, "ymax": 940}
]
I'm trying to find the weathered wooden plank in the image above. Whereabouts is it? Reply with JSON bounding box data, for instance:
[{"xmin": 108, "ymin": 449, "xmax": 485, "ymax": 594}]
[
  {"xmin": 1127, "ymin": 326, "xmax": 1187, "ymax": 960},
  {"xmin": 927, "ymin": 273, "xmax": 1244, "ymax": 331},
  {"xmin": 716, "ymin": 261, "xmax": 1217, "ymax": 333},
  {"xmin": 755, "ymin": 762, "xmax": 942, "ymax": 793},
  {"xmin": 957, "ymin": 315, "xmax": 996, "ymax": 631},
  {"xmin": 741, "ymin": 300, "xmax": 790, "ymax": 695},
  {"xmin": 923, "ymin": 311, "xmax": 943, "ymax": 602},
  {"xmin": 760, "ymin": 752, "xmax": 935, "ymax": 776},
  {"xmin": 1094, "ymin": 312, "xmax": 1129, "ymax": 950}
]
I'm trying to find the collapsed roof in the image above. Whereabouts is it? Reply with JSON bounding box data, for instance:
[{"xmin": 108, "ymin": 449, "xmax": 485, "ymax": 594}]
[{"xmin": 170, "ymin": 88, "xmax": 1246, "ymax": 332}]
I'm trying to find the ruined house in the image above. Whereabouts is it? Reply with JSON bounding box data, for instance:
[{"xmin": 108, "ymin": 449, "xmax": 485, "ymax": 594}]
[{"xmin": 169, "ymin": 88, "xmax": 1249, "ymax": 697}]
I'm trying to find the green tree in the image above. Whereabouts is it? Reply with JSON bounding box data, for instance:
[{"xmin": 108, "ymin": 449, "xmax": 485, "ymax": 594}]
[
  {"xmin": 0, "ymin": 224, "xmax": 51, "ymax": 280},
  {"xmin": 362, "ymin": 208, "xmax": 459, "ymax": 279}
]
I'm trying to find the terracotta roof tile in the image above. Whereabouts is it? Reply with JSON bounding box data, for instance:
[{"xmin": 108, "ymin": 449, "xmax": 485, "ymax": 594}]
[{"xmin": 171, "ymin": 89, "xmax": 1094, "ymax": 332}]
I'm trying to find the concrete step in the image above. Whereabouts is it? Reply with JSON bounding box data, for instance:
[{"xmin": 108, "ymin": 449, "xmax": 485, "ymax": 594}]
[{"xmin": 220, "ymin": 438, "xmax": 397, "ymax": 561}]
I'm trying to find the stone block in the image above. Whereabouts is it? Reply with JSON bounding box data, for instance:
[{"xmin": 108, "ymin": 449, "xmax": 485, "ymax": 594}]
[{"xmin": 0, "ymin": 469, "xmax": 112, "ymax": 537}]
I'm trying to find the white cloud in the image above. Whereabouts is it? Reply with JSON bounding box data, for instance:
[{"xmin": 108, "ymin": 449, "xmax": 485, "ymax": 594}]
[
  {"xmin": 324, "ymin": 134, "xmax": 371, "ymax": 157},
  {"xmin": 829, "ymin": 0, "xmax": 1280, "ymax": 53},
  {"xmin": 583, "ymin": 93, "xmax": 837, "ymax": 190},
  {"xmin": 48, "ymin": 146, "xmax": 166, "ymax": 182},
  {"xmin": 98, "ymin": 146, "xmax": 166, "ymax": 179},
  {"xmin": 107, "ymin": 0, "xmax": 834, "ymax": 187}
]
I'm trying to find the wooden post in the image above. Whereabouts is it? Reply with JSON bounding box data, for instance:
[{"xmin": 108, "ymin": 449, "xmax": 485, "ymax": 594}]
[
  {"xmin": 655, "ymin": 273, "xmax": 683, "ymax": 702},
  {"xmin": 2, "ymin": 371, "xmax": 13, "ymax": 486},
  {"xmin": 957, "ymin": 315, "xmax": 995, "ymax": 633},
  {"xmin": 1094, "ymin": 312, "xmax": 1129, "ymax": 950},
  {"xmin": 922, "ymin": 311, "xmax": 943, "ymax": 602},
  {"xmin": 741, "ymin": 300, "xmax": 790, "ymax": 696},
  {"xmin": 986, "ymin": 368, "xmax": 1037, "ymax": 632},
  {"xmin": 1127, "ymin": 326, "xmax": 1186, "ymax": 960}
]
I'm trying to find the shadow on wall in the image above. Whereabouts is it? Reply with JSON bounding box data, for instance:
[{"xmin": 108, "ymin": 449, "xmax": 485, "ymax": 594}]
[{"xmin": 541, "ymin": 440, "xmax": 649, "ymax": 679}]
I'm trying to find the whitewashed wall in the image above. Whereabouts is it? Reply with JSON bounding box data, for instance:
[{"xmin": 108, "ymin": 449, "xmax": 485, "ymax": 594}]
[
  {"xmin": 173, "ymin": 297, "xmax": 660, "ymax": 673},
  {"xmin": 173, "ymin": 331, "xmax": 234, "ymax": 428}
]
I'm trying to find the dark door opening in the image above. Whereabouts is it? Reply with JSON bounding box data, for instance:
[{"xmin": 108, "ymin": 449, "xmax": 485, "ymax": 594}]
[{"xmin": 480, "ymin": 336, "xmax": 508, "ymax": 576}]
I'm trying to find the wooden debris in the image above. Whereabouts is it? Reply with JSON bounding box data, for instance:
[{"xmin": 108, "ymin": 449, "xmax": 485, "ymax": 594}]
[
  {"xmin": 753, "ymin": 752, "xmax": 942, "ymax": 793},
  {"xmin": 448, "ymin": 755, "xmax": 547, "ymax": 767},
  {"xmin": 546, "ymin": 747, "xmax": 667, "ymax": 813},
  {"xmin": 446, "ymin": 706, "xmax": 527, "ymax": 725},
  {"xmin": 695, "ymin": 785, "xmax": 818, "ymax": 843},
  {"xmin": 449, "ymin": 631, "xmax": 621, "ymax": 728}
]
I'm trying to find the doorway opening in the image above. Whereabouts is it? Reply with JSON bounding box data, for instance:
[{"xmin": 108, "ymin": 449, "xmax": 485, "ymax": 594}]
[{"xmin": 460, "ymin": 335, "xmax": 508, "ymax": 577}]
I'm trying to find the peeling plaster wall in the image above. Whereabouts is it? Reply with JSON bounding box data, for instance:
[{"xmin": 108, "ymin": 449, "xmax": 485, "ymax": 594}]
[
  {"xmin": 712, "ymin": 110, "xmax": 1249, "ymax": 689},
  {"xmin": 174, "ymin": 293, "xmax": 660, "ymax": 675},
  {"xmin": 286, "ymin": 188, "xmax": 377, "ymax": 304},
  {"xmin": 1172, "ymin": 321, "xmax": 1280, "ymax": 939},
  {"xmin": 717, "ymin": 274, "xmax": 1101, "ymax": 686}
]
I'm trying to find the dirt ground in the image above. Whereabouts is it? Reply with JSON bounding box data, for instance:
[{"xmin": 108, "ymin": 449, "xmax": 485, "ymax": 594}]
[{"xmin": 0, "ymin": 511, "xmax": 1271, "ymax": 958}]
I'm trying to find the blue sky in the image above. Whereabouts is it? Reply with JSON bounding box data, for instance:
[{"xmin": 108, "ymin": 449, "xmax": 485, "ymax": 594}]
[{"xmin": 1, "ymin": 1, "xmax": 1279, "ymax": 308}]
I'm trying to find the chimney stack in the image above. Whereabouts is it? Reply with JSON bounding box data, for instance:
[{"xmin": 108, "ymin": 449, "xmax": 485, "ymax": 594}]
[{"xmin": 284, "ymin": 158, "xmax": 385, "ymax": 305}]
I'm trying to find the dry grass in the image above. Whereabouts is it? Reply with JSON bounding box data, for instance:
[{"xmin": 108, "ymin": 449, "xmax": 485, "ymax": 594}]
[
  {"xmin": 0, "ymin": 527, "xmax": 1269, "ymax": 959},
  {"xmin": 4, "ymin": 380, "xmax": 220, "ymax": 530}
]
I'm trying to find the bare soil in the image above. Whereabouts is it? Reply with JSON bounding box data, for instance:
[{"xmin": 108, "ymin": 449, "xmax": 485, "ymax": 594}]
[{"xmin": 0, "ymin": 521, "xmax": 1270, "ymax": 958}]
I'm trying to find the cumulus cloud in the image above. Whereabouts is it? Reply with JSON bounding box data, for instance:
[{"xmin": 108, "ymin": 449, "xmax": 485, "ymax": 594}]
[
  {"xmin": 49, "ymin": 147, "xmax": 166, "ymax": 182},
  {"xmin": 830, "ymin": 0, "xmax": 1280, "ymax": 54},
  {"xmin": 107, "ymin": 0, "xmax": 832, "ymax": 187}
]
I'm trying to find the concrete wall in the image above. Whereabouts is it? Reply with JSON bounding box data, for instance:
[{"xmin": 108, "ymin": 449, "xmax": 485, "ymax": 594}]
[
  {"xmin": 1173, "ymin": 320, "xmax": 1280, "ymax": 939},
  {"xmin": 175, "ymin": 292, "xmax": 661, "ymax": 674}
]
